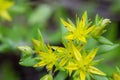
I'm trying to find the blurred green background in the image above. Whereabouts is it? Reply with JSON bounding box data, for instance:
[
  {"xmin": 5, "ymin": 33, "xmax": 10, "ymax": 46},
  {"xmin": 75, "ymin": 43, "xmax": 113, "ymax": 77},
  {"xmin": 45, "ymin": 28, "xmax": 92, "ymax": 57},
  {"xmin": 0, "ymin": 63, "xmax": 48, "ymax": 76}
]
[{"xmin": 0, "ymin": 0, "xmax": 120, "ymax": 80}]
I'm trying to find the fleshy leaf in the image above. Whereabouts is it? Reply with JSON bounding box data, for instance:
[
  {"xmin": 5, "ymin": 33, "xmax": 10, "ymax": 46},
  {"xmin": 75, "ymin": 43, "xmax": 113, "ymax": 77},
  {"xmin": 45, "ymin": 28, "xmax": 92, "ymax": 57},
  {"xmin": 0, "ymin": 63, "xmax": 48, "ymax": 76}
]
[
  {"xmin": 19, "ymin": 57, "xmax": 37, "ymax": 67},
  {"xmin": 93, "ymin": 75, "xmax": 108, "ymax": 80},
  {"xmin": 54, "ymin": 71, "xmax": 68, "ymax": 80},
  {"xmin": 98, "ymin": 36, "xmax": 113, "ymax": 45},
  {"xmin": 98, "ymin": 44, "xmax": 119, "ymax": 54},
  {"xmin": 37, "ymin": 29, "xmax": 44, "ymax": 43},
  {"xmin": 40, "ymin": 74, "xmax": 53, "ymax": 80}
]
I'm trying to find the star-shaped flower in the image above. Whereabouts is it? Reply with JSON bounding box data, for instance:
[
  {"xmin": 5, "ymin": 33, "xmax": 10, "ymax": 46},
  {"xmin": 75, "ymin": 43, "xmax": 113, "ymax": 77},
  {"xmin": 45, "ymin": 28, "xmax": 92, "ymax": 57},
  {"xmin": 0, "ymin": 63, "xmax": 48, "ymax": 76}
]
[
  {"xmin": 34, "ymin": 44, "xmax": 58, "ymax": 71},
  {"xmin": 61, "ymin": 12, "xmax": 94, "ymax": 43},
  {"xmin": 51, "ymin": 41, "xmax": 83, "ymax": 70},
  {"xmin": 65, "ymin": 48, "xmax": 106, "ymax": 80}
]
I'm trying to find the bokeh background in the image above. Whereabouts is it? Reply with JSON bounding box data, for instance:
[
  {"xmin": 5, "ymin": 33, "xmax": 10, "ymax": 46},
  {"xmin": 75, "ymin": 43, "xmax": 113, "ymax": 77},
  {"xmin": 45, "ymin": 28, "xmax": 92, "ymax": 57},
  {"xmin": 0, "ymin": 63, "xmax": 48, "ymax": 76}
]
[{"xmin": 0, "ymin": 0, "xmax": 120, "ymax": 80}]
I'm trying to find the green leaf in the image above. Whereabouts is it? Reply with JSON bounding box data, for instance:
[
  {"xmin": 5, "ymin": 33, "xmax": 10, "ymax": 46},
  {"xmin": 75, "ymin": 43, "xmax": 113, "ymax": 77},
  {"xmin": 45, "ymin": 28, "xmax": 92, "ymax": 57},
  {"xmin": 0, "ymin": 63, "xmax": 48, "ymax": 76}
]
[
  {"xmin": 40, "ymin": 74, "xmax": 53, "ymax": 80},
  {"xmin": 92, "ymin": 59, "xmax": 104, "ymax": 65},
  {"xmin": 93, "ymin": 75, "xmax": 108, "ymax": 80},
  {"xmin": 67, "ymin": 18, "xmax": 75, "ymax": 27},
  {"xmin": 48, "ymin": 30, "xmax": 61, "ymax": 44},
  {"xmin": 33, "ymin": 28, "xmax": 44, "ymax": 43},
  {"xmin": 98, "ymin": 36, "xmax": 113, "ymax": 45},
  {"xmin": 29, "ymin": 4, "xmax": 53, "ymax": 26},
  {"xmin": 19, "ymin": 56, "xmax": 37, "ymax": 67},
  {"xmin": 37, "ymin": 29, "xmax": 44, "ymax": 42},
  {"xmin": 116, "ymin": 67, "xmax": 120, "ymax": 74},
  {"xmin": 10, "ymin": 4, "xmax": 27, "ymax": 13},
  {"xmin": 95, "ymin": 14, "xmax": 99, "ymax": 26},
  {"xmin": 54, "ymin": 71, "xmax": 68, "ymax": 80},
  {"xmin": 98, "ymin": 44, "xmax": 119, "ymax": 54}
]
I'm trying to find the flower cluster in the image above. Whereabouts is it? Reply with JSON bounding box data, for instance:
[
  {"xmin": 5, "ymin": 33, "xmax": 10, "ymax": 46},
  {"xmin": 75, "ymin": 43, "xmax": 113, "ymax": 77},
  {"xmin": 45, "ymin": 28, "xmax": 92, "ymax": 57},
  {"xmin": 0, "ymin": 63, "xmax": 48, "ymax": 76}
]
[{"xmin": 19, "ymin": 12, "xmax": 111, "ymax": 80}]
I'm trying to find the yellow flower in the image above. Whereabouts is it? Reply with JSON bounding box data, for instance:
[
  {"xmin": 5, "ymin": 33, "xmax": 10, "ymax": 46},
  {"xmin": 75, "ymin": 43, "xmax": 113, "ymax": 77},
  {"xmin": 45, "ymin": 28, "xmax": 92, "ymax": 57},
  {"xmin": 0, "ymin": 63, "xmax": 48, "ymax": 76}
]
[
  {"xmin": 52, "ymin": 41, "xmax": 83, "ymax": 69},
  {"xmin": 34, "ymin": 44, "xmax": 58, "ymax": 71},
  {"xmin": 61, "ymin": 11, "xmax": 94, "ymax": 43},
  {"xmin": 65, "ymin": 48, "xmax": 106, "ymax": 80},
  {"xmin": 113, "ymin": 73, "xmax": 120, "ymax": 80},
  {"xmin": 0, "ymin": 0, "xmax": 14, "ymax": 21},
  {"xmin": 32, "ymin": 38, "xmax": 58, "ymax": 71}
]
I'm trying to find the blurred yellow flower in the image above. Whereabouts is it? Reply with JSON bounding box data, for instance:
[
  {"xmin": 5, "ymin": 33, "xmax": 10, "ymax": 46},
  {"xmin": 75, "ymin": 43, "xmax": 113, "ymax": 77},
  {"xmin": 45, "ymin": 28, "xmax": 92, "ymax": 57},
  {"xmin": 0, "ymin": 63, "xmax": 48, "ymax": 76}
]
[
  {"xmin": 113, "ymin": 73, "xmax": 120, "ymax": 80},
  {"xmin": 0, "ymin": 0, "xmax": 14, "ymax": 21},
  {"xmin": 65, "ymin": 48, "xmax": 106, "ymax": 80},
  {"xmin": 61, "ymin": 12, "xmax": 94, "ymax": 43}
]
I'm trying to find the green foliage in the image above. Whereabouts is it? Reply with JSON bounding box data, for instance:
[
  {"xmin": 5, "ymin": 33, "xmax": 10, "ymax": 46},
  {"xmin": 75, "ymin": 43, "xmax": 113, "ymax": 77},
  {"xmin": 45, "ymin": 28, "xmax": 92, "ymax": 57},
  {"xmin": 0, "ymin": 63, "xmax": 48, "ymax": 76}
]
[
  {"xmin": 54, "ymin": 71, "xmax": 68, "ymax": 80},
  {"xmin": 93, "ymin": 75, "xmax": 108, "ymax": 80},
  {"xmin": 28, "ymin": 4, "xmax": 53, "ymax": 26},
  {"xmin": 40, "ymin": 74, "xmax": 53, "ymax": 80}
]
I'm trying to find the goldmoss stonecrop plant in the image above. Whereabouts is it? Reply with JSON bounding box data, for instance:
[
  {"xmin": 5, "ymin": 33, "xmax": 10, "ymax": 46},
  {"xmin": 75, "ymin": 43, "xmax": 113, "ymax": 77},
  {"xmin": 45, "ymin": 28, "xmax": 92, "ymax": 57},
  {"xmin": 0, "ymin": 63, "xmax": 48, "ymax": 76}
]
[{"xmin": 18, "ymin": 11, "xmax": 120, "ymax": 80}]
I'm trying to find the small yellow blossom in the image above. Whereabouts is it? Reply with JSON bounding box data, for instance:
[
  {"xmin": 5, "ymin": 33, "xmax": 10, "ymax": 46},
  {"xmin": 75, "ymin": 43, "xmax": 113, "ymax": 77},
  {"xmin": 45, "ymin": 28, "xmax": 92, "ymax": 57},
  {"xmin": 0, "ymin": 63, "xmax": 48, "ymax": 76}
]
[
  {"xmin": 113, "ymin": 73, "xmax": 120, "ymax": 80},
  {"xmin": 61, "ymin": 12, "xmax": 94, "ymax": 43},
  {"xmin": 34, "ymin": 45, "xmax": 58, "ymax": 71},
  {"xmin": 65, "ymin": 48, "xmax": 106, "ymax": 80},
  {"xmin": 32, "ymin": 38, "xmax": 58, "ymax": 71},
  {"xmin": 52, "ymin": 41, "xmax": 83, "ymax": 69},
  {"xmin": 0, "ymin": 0, "xmax": 14, "ymax": 21}
]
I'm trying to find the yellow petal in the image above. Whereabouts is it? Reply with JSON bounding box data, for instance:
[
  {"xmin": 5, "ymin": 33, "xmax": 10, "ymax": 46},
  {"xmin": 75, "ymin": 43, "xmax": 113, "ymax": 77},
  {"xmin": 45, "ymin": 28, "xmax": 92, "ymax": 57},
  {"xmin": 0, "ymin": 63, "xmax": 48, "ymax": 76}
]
[
  {"xmin": 78, "ymin": 36, "xmax": 86, "ymax": 43},
  {"xmin": 32, "ymin": 39, "xmax": 41, "ymax": 47},
  {"xmin": 85, "ymin": 48, "xmax": 98, "ymax": 64},
  {"xmin": 34, "ymin": 61, "xmax": 46, "ymax": 67},
  {"xmin": 51, "ymin": 46, "xmax": 65, "ymax": 53},
  {"xmin": 65, "ymin": 61, "xmax": 78, "ymax": 76},
  {"xmin": 70, "ymin": 42, "xmax": 82, "ymax": 61},
  {"xmin": 65, "ymin": 62, "xmax": 78, "ymax": 70},
  {"xmin": 80, "ymin": 71, "xmax": 86, "ymax": 80},
  {"xmin": 46, "ymin": 63, "xmax": 53, "ymax": 71},
  {"xmin": 89, "ymin": 66, "xmax": 106, "ymax": 76},
  {"xmin": 78, "ymin": 11, "xmax": 87, "ymax": 29},
  {"xmin": 65, "ymin": 34, "xmax": 74, "ymax": 40},
  {"xmin": 60, "ymin": 18, "xmax": 75, "ymax": 32},
  {"xmin": 0, "ymin": 11, "xmax": 11, "ymax": 21},
  {"xmin": 77, "ymin": 44, "xmax": 84, "ymax": 52},
  {"xmin": 85, "ymin": 25, "xmax": 95, "ymax": 34},
  {"xmin": 59, "ymin": 58, "xmax": 67, "ymax": 67}
]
